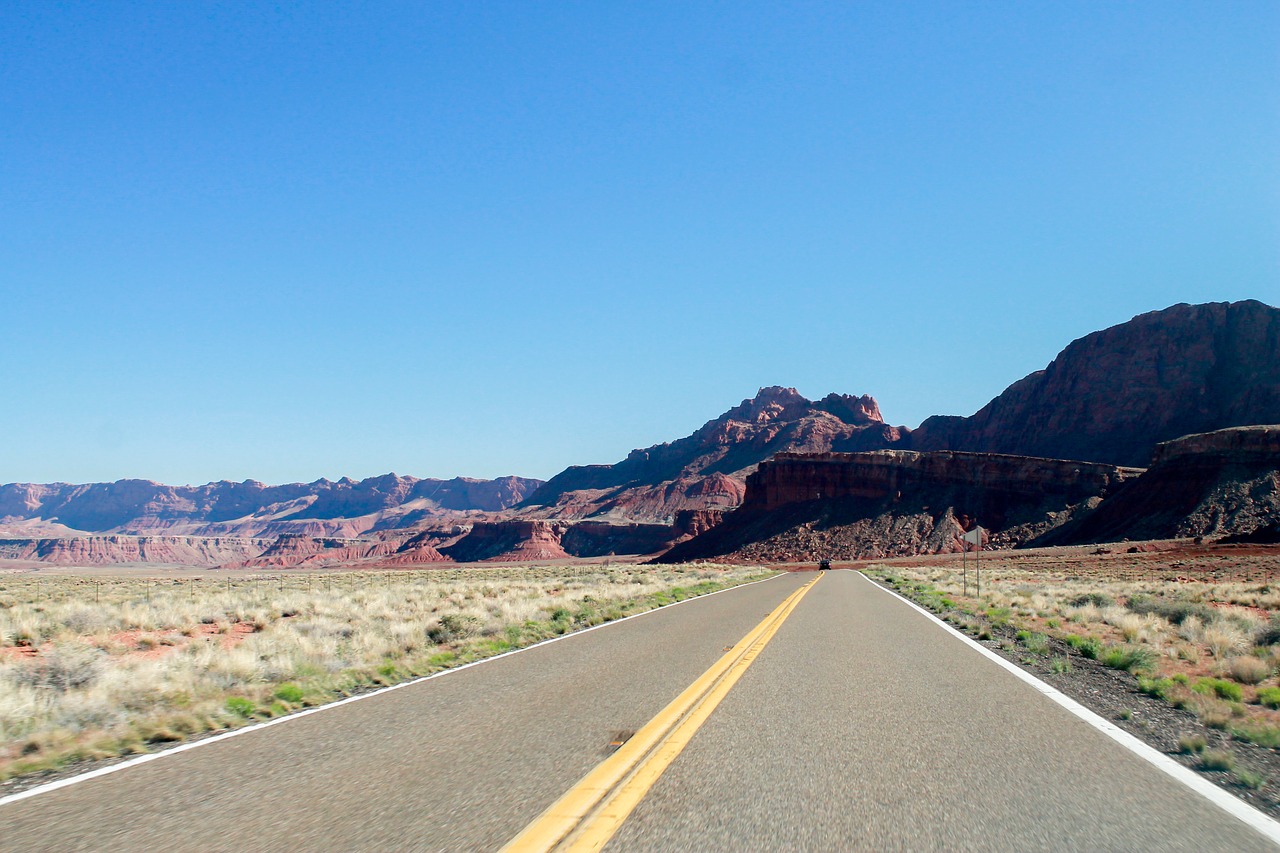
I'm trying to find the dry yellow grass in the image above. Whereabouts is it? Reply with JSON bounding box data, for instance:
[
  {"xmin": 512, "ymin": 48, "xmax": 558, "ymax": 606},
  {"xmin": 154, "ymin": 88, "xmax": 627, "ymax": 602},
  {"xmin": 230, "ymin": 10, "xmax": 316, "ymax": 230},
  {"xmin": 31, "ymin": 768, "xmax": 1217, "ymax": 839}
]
[{"xmin": 0, "ymin": 563, "xmax": 771, "ymax": 783}]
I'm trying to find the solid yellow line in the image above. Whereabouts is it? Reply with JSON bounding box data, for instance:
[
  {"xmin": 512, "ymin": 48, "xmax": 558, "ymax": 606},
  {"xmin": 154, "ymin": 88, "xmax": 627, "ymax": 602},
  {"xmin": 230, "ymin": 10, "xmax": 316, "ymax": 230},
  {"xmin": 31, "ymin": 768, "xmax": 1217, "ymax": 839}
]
[
  {"xmin": 501, "ymin": 573, "xmax": 821, "ymax": 853},
  {"xmin": 564, "ymin": 574, "xmax": 817, "ymax": 852}
]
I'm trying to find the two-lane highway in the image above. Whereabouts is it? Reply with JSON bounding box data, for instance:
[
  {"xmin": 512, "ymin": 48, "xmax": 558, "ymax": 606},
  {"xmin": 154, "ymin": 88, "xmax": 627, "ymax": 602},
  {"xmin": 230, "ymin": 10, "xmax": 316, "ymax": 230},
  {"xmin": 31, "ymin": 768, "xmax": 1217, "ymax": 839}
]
[
  {"xmin": 3, "ymin": 570, "xmax": 1277, "ymax": 851},
  {"xmin": 0, "ymin": 573, "xmax": 810, "ymax": 851},
  {"xmin": 607, "ymin": 570, "xmax": 1276, "ymax": 851}
]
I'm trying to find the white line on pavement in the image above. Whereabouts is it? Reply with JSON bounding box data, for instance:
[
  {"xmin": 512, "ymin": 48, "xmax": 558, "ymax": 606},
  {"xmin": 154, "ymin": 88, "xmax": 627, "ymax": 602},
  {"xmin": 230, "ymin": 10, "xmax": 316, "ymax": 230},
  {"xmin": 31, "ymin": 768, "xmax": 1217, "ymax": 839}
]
[
  {"xmin": 0, "ymin": 571, "xmax": 788, "ymax": 809},
  {"xmin": 860, "ymin": 571, "xmax": 1280, "ymax": 848}
]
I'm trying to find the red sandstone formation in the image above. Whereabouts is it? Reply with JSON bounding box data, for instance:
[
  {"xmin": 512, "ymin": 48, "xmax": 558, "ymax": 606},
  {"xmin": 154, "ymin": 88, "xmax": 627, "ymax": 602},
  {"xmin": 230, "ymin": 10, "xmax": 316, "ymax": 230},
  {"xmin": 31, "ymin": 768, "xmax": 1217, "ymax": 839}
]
[
  {"xmin": 656, "ymin": 450, "xmax": 1138, "ymax": 563},
  {"xmin": 229, "ymin": 535, "xmax": 402, "ymax": 569},
  {"xmin": 559, "ymin": 522, "xmax": 679, "ymax": 558},
  {"xmin": 673, "ymin": 509, "xmax": 726, "ymax": 540},
  {"xmin": 910, "ymin": 300, "xmax": 1280, "ymax": 467},
  {"xmin": 439, "ymin": 521, "xmax": 571, "ymax": 563},
  {"xmin": 416, "ymin": 518, "xmax": 681, "ymax": 563},
  {"xmin": 0, "ymin": 536, "xmax": 271, "ymax": 567},
  {"xmin": 1035, "ymin": 425, "xmax": 1280, "ymax": 546},
  {"xmin": 520, "ymin": 387, "xmax": 903, "ymax": 523}
]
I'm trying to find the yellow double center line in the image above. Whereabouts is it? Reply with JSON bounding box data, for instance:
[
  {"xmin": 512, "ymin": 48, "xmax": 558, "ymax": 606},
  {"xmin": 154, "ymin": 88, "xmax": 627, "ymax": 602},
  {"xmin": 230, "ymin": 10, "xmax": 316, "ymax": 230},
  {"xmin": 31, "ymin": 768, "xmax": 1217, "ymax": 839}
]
[{"xmin": 502, "ymin": 572, "xmax": 822, "ymax": 853}]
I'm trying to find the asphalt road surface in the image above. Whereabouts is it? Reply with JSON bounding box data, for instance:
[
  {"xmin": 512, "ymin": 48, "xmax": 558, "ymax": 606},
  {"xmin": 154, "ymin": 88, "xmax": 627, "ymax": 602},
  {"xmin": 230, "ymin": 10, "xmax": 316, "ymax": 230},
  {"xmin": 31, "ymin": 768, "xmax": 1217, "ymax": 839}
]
[{"xmin": 3, "ymin": 570, "xmax": 1276, "ymax": 851}]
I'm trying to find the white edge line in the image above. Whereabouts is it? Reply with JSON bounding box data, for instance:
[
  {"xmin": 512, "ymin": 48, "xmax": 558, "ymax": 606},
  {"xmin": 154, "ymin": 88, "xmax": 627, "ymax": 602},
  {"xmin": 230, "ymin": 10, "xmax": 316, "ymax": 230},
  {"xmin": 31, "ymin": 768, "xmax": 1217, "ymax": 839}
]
[
  {"xmin": 858, "ymin": 570, "xmax": 1280, "ymax": 847},
  {"xmin": 0, "ymin": 570, "xmax": 787, "ymax": 809}
]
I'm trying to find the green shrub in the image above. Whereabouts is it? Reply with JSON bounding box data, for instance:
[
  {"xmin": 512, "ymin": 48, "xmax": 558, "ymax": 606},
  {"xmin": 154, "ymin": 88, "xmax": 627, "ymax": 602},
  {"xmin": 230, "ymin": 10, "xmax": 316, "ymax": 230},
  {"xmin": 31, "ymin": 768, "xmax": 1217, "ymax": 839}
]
[
  {"xmin": 1177, "ymin": 734, "xmax": 1208, "ymax": 755},
  {"xmin": 1069, "ymin": 592, "xmax": 1115, "ymax": 608},
  {"xmin": 1235, "ymin": 769, "xmax": 1268, "ymax": 790},
  {"xmin": 1194, "ymin": 678, "xmax": 1244, "ymax": 702},
  {"xmin": 1257, "ymin": 687, "xmax": 1280, "ymax": 709},
  {"xmin": 986, "ymin": 606, "xmax": 1012, "ymax": 627},
  {"xmin": 1099, "ymin": 645, "xmax": 1156, "ymax": 673},
  {"xmin": 273, "ymin": 683, "xmax": 304, "ymax": 703},
  {"xmin": 1127, "ymin": 594, "xmax": 1212, "ymax": 626},
  {"xmin": 1050, "ymin": 657, "xmax": 1072, "ymax": 674},
  {"xmin": 1137, "ymin": 676, "xmax": 1178, "ymax": 701},
  {"xmin": 428, "ymin": 614, "xmax": 479, "ymax": 644},
  {"xmin": 919, "ymin": 590, "xmax": 954, "ymax": 611},
  {"xmin": 431, "ymin": 649, "xmax": 459, "ymax": 666},
  {"xmin": 1203, "ymin": 708, "xmax": 1233, "ymax": 730},
  {"xmin": 225, "ymin": 697, "xmax": 255, "ymax": 718},
  {"xmin": 1200, "ymin": 749, "xmax": 1235, "ymax": 772},
  {"xmin": 1230, "ymin": 722, "xmax": 1280, "ymax": 749},
  {"xmin": 1015, "ymin": 631, "xmax": 1050, "ymax": 655},
  {"xmin": 1064, "ymin": 634, "xmax": 1102, "ymax": 659}
]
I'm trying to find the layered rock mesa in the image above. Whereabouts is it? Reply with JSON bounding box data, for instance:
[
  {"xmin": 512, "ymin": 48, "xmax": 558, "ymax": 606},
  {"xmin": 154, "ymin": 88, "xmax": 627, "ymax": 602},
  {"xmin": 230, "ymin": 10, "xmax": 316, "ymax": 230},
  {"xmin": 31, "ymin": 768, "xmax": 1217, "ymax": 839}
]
[
  {"xmin": 0, "ymin": 533, "xmax": 418, "ymax": 569},
  {"xmin": 0, "ymin": 473, "xmax": 543, "ymax": 538},
  {"xmin": 0, "ymin": 536, "xmax": 271, "ymax": 567},
  {"xmin": 1035, "ymin": 425, "xmax": 1280, "ymax": 546},
  {"xmin": 383, "ymin": 519, "xmax": 682, "ymax": 564},
  {"xmin": 910, "ymin": 300, "xmax": 1280, "ymax": 467},
  {"xmin": 656, "ymin": 450, "xmax": 1139, "ymax": 563},
  {"xmin": 518, "ymin": 387, "xmax": 904, "ymax": 523}
]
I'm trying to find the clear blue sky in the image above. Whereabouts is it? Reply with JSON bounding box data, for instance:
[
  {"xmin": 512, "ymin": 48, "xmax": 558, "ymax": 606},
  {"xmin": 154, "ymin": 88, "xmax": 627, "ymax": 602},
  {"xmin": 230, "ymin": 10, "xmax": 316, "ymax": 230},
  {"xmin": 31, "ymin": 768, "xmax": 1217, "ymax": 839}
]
[{"xmin": 3, "ymin": 2, "xmax": 1277, "ymax": 486}]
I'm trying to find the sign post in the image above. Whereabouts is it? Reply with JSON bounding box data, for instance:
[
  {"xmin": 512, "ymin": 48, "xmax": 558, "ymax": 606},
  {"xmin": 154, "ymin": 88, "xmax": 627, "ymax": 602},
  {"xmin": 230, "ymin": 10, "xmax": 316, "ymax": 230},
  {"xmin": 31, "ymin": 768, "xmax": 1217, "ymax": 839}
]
[{"xmin": 962, "ymin": 525, "xmax": 985, "ymax": 598}]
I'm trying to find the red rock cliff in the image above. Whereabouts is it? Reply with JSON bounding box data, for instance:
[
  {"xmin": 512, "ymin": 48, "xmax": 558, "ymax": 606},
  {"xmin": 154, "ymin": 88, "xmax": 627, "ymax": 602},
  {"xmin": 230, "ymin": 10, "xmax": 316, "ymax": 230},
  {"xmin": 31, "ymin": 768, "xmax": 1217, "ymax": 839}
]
[
  {"xmin": 746, "ymin": 451, "xmax": 1136, "ymax": 512},
  {"xmin": 1037, "ymin": 425, "xmax": 1280, "ymax": 545},
  {"xmin": 657, "ymin": 450, "xmax": 1137, "ymax": 563},
  {"xmin": 910, "ymin": 300, "xmax": 1280, "ymax": 467}
]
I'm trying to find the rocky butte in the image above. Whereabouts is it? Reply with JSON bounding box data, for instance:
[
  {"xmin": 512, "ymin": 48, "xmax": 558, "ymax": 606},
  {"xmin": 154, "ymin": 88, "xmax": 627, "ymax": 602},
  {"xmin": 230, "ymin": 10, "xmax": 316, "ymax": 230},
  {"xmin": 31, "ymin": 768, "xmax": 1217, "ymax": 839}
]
[{"xmin": 517, "ymin": 386, "xmax": 903, "ymax": 523}]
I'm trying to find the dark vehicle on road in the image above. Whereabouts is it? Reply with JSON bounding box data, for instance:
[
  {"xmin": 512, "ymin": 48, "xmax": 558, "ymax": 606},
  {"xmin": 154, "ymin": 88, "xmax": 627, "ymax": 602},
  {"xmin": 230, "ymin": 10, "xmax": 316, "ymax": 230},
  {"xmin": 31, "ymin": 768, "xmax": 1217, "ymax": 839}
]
[{"xmin": 818, "ymin": 559, "xmax": 831, "ymax": 571}]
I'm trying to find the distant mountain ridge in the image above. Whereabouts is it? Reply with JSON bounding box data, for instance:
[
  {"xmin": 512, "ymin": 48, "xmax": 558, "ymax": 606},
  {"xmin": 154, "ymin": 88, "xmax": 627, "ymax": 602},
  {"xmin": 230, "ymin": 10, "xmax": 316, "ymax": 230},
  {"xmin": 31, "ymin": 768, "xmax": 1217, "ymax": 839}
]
[
  {"xmin": 3, "ymin": 299, "xmax": 1278, "ymax": 565},
  {"xmin": 0, "ymin": 474, "xmax": 543, "ymax": 537}
]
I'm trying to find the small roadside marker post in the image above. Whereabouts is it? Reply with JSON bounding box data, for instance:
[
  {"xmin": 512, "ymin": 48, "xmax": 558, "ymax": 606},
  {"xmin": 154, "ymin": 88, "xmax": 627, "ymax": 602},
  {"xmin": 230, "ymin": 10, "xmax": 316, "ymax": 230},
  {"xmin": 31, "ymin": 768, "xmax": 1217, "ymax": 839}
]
[
  {"xmin": 976, "ymin": 523, "xmax": 981, "ymax": 599},
  {"xmin": 962, "ymin": 524, "xmax": 986, "ymax": 599}
]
